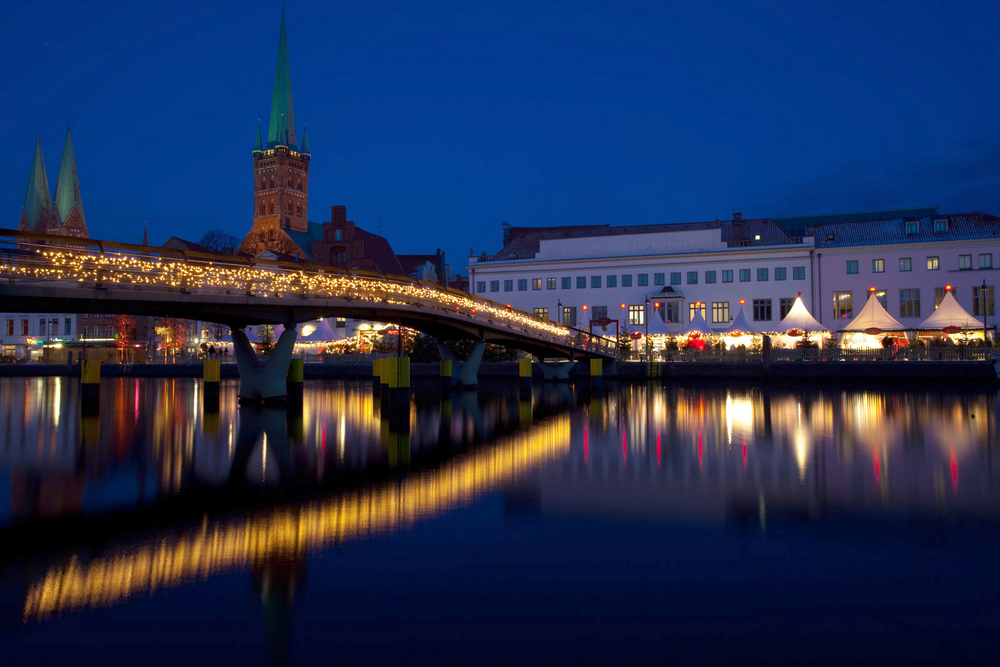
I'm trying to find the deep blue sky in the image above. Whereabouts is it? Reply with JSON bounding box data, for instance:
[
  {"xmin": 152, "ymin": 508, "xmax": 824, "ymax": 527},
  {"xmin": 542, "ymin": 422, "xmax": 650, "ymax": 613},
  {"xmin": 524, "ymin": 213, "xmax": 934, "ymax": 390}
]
[{"xmin": 3, "ymin": 1, "xmax": 999, "ymax": 275}]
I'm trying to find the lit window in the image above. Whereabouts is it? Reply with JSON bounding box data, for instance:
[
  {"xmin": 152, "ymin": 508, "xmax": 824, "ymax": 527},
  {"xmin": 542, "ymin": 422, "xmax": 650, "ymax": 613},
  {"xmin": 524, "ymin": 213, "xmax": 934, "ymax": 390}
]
[
  {"xmin": 927, "ymin": 256, "xmax": 939, "ymax": 270},
  {"xmin": 688, "ymin": 302, "xmax": 706, "ymax": 321},
  {"xmin": 833, "ymin": 291, "xmax": 853, "ymax": 319},
  {"xmin": 533, "ymin": 307, "xmax": 549, "ymax": 320},
  {"xmin": 712, "ymin": 301, "xmax": 730, "ymax": 324},
  {"xmin": 973, "ymin": 285, "xmax": 995, "ymax": 317},
  {"xmin": 628, "ymin": 304, "xmax": 645, "ymax": 326},
  {"xmin": 872, "ymin": 259, "xmax": 884, "ymax": 273},
  {"xmin": 899, "ymin": 289, "xmax": 920, "ymax": 318},
  {"xmin": 532, "ymin": 278, "xmax": 542, "ymax": 290},
  {"xmin": 547, "ymin": 278, "xmax": 557, "ymax": 290}
]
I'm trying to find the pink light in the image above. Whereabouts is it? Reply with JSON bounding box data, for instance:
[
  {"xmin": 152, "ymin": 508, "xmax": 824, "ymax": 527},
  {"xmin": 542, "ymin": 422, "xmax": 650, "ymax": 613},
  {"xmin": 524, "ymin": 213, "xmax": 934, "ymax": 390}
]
[
  {"xmin": 951, "ymin": 450, "xmax": 958, "ymax": 490},
  {"xmin": 656, "ymin": 432, "xmax": 661, "ymax": 467},
  {"xmin": 584, "ymin": 427, "xmax": 589, "ymax": 465}
]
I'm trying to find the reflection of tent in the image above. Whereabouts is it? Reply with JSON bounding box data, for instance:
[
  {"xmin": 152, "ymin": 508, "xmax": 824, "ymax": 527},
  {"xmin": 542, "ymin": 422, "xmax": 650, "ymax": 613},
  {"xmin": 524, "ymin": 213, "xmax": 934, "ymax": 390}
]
[
  {"xmin": 682, "ymin": 309, "xmax": 714, "ymax": 336},
  {"xmin": 841, "ymin": 292, "xmax": 907, "ymax": 332},
  {"xmin": 723, "ymin": 303, "xmax": 759, "ymax": 335},
  {"xmin": 917, "ymin": 290, "xmax": 983, "ymax": 330},
  {"xmin": 775, "ymin": 296, "xmax": 826, "ymax": 333}
]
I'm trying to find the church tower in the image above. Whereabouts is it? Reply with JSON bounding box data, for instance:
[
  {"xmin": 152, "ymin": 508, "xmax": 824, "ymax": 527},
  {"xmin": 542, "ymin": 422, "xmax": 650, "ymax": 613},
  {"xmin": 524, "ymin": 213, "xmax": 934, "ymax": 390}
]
[
  {"xmin": 19, "ymin": 127, "xmax": 88, "ymax": 239},
  {"xmin": 252, "ymin": 7, "xmax": 310, "ymax": 234},
  {"xmin": 19, "ymin": 135, "xmax": 54, "ymax": 233}
]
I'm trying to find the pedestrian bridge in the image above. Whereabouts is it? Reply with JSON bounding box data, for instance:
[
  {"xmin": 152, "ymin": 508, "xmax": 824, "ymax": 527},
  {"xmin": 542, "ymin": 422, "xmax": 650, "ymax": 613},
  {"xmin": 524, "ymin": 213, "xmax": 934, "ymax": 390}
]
[{"xmin": 0, "ymin": 229, "xmax": 616, "ymax": 360}]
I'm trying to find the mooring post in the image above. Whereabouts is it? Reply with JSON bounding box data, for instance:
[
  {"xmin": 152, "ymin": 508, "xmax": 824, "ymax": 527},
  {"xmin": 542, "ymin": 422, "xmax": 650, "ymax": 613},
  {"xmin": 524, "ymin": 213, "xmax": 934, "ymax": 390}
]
[
  {"xmin": 286, "ymin": 358, "xmax": 304, "ymax": 407},
  {"xmin": 519, "ymin": 358, "xmax": 532, "ymax": 392},
  {"xmin": 440, "ymin": 358, "xmax": 453, "ymax": 390},
  {"xmin": 203, "ymin": 358, "xmax": 220, "ymax": 412},
  {"xmin": 387, "ymin": 356, "xmax": 411, "ymax": 412},
  {"xmin": 81, "ymin": 359, "xmax": 101, "ymax": 414}
]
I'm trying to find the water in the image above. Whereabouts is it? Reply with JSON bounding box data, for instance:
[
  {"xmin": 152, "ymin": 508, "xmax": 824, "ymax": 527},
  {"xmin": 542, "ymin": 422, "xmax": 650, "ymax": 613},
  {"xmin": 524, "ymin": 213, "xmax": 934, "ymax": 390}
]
[{"xmin": 1, "ymin": 376, "xmax": 1000, "ymax": 666}]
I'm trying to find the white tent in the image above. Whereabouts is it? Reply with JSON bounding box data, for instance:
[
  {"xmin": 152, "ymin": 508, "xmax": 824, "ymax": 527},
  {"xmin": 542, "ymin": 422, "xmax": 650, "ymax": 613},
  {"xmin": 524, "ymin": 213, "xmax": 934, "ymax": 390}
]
[
  {"xmin": 646, "ymin": 312, "xmax": 677, "ymax": 336},
  {"xmin": 775, "ymin": 296, "xmax": 826, "ymax": 333},
  {"xmin": 917, "ymin": 290, "xmax": 983, "ymax": 330},
  {"xmin": 841, "ymin": 292, "xmax": 907, "ymax": 332},
  {"xmin": 723, "ymin": 303, "xmax": 759, "ymax": 335},
  {"xmin": 681, "ymin": 309, "xmax": 714, "ymax": 336}
]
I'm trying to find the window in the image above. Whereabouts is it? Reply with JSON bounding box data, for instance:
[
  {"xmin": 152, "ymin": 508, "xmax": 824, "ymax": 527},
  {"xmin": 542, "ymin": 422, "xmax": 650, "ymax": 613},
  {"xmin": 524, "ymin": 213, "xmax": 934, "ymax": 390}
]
[
  {"xmin": 935, "ymin": 287, "xmax": 946, "ymax": 309},
  {"xmin": 628, "ymin": 305, "xmax": 645, "ymax": 326},
  {"xmin": 544, "ymin": 277, "xmax": 555, "ymax": 290},
  {"xmin": 872, "ymin": 259, "xmax": 884, "ymax": 273},
  {"xmin": 981, "ymin": 254, "xmax": 993, "ymax": 270},
  {"xmin": 833, "ymin": 291, "xmax": 853, "ymax": 320},
  {"xmin": 846, "ymin": 260, "xmax": 858, "ymax": 274},
  {"xmin": 712, "ymin": 301, "xmax": 730, "ymax": 324},
  {"xmin": 779, "ymin": 298, "xmax": 796, "ymax": 319},
  {"xmin": 775, "ymin": 267, "xmax": 786, "ymax": 281},
  {"xmin": 926, "ymin": 256, "xmax": 939, "ymax": 270},
  {"xmin": 105, "ymin": 326, "xmax": 113, "ymax": 338},
  {"xmin": 591, "ymin": 306, "xmax": 608, "ymax": 321},
  {"xmin": 959, "ymin": 254, "xmax": 972, "ymax": 270},
  {"xmin": 606, "ymin": 275, "xmax": 617, "ymax": 288},
  {"xmin": 739, "ymin": 269, "xmax": 751, "ymax": 282},
  {"xmin": 287, "ymin": 202, "xmax": 292, "ymax": 213},
  {"xmin": 64, "ymin": 318, "xmax": 71, "ymax": 335},
  {"xmin": 621, "ymin": 274, "xmax": 632, "ymax": 287},
  {"xmin": 934, "ymin": 219, "xmax": 948, "ymax": 232},
  {"xmin": 638, "ymin": 274, "xmax": 649, "ymax": 287},
  {"xmin": 664, "ymin": 302, "xmax": 681, "ymax": 323},
  {"xmin": 687, "ymin": 271, "xmax": 698, "ymax": 284},
  {"xmin": 334, "ymin": 229, "xmax": 342, "ymax": 241},
  {"xmin": 576, "ymin": 277, "xmax": 586, "ymax": 289},
  {"xmin": 5, "ymin": 319, "xmax": 12, "ymax": 336},
  {"xmin": 973, "ymin": 285, "xmax": 995, "ymax": 317},
  {"xmin": 753, "ymin": 299, "xmax": 772, "ymax": 321},
  {"xmin": 81, "ymin": 326, "xmax": 89, "ymax": 339},
  {"xmin": 654, "ymin": 273, "xmax": 665, "ymax": 286},
  {"xmin": 757, "ymin": 268, "xmax": 768, "ymax": 281},
  {"xmin": 793, "ymin": 266, "xmax": 805, "ymax": 280},
  {"xmin": 906, "ymin": 221, "xmax": 919, "ymax": 235},
  {"xmin": 722, "ymin": 270, "xmax": 734, "ymax": 283},
  {"xmin": 670, "ymin": 272, "xmax": 681, "ymax": 285},
  {"xmin": 899, "ymin": 257, "xmax": 912, "ymax": 272},
  {"xmin": 688, "ymin": 302, "xmax": 706, "ymax": 321},
  {"xmin": 874, "ymin": 290, "xmax": 887, "ymax": 309},
  {"xmin": 296, "ymin": 204, "xmax": 302, "ymax": 216},
  {"xmin": 21, "ymin": 319, "xmax": 28, "ymax": 336},
  {"xmin": 532, "ymin": 278, "xmax": 542, "ymax": 290},
  {"xmin": 259, "ymin": 204, "xmax": 265, "ymax": 215},
  {"xmin": 563, "ymin": 307, "xmax": 577, "ymax": 327},
  {"xmin": 899, "ymin": 289, "xmax": 920, "ymax": 318},
  {"xmin": 504, "ymin": 280, "xmax": 513, "ymax": 292},
  {"xmin": 561, "ymin": 277, "xmax": 571, "ymax": 289},
  {"xmin": 268, "ymin": 203, "xmax": 274, "ymax": 214},
  {"xmin": 705, "ymin": 271, "xmax": 716, "ymax": 284},
  {"xmin": 476, "ymin": 281, "xmax": 486, "ymax": 293},
  {"xmin": 335, "ymin": 318, "xmax": 347, "ymax": 328},
  {"xmin": 591, "ymin": 276, "xmax": 601, "ymax": 288},
  {"xmin": 533, "ymin": 307, "xmax": 549, "ymax": 320},
  {"xmin": 518, "ymin": 279, "xmax": 527, "ymax": 291},
  {"xmin": 490, "ymin": 280, "xmax": 499, "ymax": 292},
  {"xmin": 38, "ymin": 318, "xmax": 46, "ymax": 335},
  {"xmin": 335, "ymin": 250, "xmax": 346, "ymax": 263}
]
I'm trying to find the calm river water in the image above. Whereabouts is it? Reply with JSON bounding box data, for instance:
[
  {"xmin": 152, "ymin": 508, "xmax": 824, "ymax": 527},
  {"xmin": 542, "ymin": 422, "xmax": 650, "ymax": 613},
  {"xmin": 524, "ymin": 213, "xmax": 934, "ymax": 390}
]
[{"xmin": 1, "ymin": 376, "xmax": 1000, "ymax": 666}]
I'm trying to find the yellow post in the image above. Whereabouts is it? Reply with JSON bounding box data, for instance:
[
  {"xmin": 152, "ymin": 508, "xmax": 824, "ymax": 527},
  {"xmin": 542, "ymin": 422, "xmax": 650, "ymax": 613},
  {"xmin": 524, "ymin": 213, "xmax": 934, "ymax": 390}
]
[
  {"xmin": 519, "ymin": 358, "xmax": 532, "ymax": 391},
  {"xmin": 81, "ymin": 360, "xmax": 101, "ymax": 384},
  {"xmin": 81, "ymin": 359, "xmax": 101, "ymax": 411},
  {"xmin": 203, "ymin": 358, "xmax": 221, "ymax": 411},
  {"xmin": 203, "ymin": 359, "xmax": 221, "ymax": 383},
  {"xmin": 590, "ymin": 358, "xmax": 603, "ymax": 378},
  {"xmin": 286, "ymin": 358, "xmax": 305, "ymax": 405},
  {"xmin": 440, "ymin": 358, "xmax": 452, "ymax": 379}
]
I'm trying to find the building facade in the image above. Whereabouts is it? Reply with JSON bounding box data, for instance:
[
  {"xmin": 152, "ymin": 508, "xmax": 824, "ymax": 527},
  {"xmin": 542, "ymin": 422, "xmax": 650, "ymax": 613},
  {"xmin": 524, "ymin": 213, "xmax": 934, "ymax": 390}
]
[{"xmin": 467, "ymin": 209, "xmax": 1000, "ymax": 334}]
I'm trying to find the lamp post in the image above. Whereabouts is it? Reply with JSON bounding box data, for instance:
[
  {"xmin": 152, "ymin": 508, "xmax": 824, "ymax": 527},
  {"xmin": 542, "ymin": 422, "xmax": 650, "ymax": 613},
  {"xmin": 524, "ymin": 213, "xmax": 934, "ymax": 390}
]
[
  {"xmin": 644, "ymin": 297, "xmax": 650, "ymax": 361},
  {"xmin": 983, "ymin": 279, "xmax": 990, "ymax": 348},
  {"xmin": 557, "ymin": 299, "xmax": 562, "ymax": 325}
]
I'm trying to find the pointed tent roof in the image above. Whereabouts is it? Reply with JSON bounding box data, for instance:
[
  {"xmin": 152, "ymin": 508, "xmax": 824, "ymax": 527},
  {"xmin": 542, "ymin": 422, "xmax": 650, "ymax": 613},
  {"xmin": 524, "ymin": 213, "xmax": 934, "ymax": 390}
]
[
  {"xmin": 917, "ymin": 290, "xmax": 983, "ymax": 330},
  {"xmin": 776, "ymin": 296, "xmax": 827, "ymax": 332},
  {"xmin": 841, "ymin": 291, "xmax": 907, "ymax": 332},
  {"xmin": 723, "ymin": 303, "xmax": 759, "ymax": 335},
  {"xmin": 22, "ymin": 135, "xmax": 52, "ymax": 229},
  {"xmin": 254, "ymin": 120, "xmax": 263, "ymax": 152},
  {"xmin": 300, "ymin": 124, "xmax": 309, "ymax": 153},
  {"xmin": 54, "ymin": 126, "xmax": 84, "ymax": 225},
  {"xmin": 266, "ymin": 7, "xmax": 297, "ymax": 150},
  {"xmin": 682, "ymin": 308, "xmax": 714, "ymax": 336}
]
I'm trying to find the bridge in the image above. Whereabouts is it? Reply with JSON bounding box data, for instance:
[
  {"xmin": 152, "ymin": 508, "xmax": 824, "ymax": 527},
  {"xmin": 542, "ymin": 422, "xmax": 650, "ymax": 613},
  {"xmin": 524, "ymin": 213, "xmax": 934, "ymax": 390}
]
[{"xmin": 0, "ymin": 230, "xmax": 616, "ymax": 396}]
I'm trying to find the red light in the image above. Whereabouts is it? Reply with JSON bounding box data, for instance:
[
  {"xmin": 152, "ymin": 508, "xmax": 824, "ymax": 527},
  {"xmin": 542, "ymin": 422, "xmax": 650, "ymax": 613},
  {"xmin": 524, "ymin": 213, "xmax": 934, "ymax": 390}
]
[
  {"xmin": 796, "ymin": 292, "xmax": 802, "ymax": 297},
  {"xmin": 620, "ymin": 303, "xmax": 626, "ymax": 309},
  {"xmin": 952, "ymin": 450, "xmax": 958, "ymax": 490},
  {"xmin": 870, "ymin": 286, "xmax": 876, "ymax": 292},
  {"xmin": 739, "ymin": 299, "xmax": 745, "ymax": 304},
  {"xmin": 654, "ymin": 302, "xmax": 660, "ymax": 308},
  {"xmin": 946, "ymin": 284, "xmax": 953, "ymax": 291},
  {"xmin": 656, "ymin": 432, "xmax": 661, "ymax": 467},
  {"xmin": 582, "ymin": 305, "xmax": 588, "ymax": 310}
]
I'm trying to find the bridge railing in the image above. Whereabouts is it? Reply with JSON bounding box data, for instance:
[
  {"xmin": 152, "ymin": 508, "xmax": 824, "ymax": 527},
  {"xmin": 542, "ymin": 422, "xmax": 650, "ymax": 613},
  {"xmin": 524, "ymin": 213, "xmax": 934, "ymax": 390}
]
[{"xmin": 0, "ymin": 229, "xmax": 616, "ymax": 357}]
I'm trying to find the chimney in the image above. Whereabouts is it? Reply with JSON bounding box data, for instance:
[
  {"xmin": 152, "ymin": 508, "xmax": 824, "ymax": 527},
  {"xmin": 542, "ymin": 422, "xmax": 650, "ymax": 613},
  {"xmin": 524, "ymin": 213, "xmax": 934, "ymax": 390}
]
[
  {"xmin": 733, "ymin": 212, "xmax": 743, "ymax": 224},
  {"xmin": 502, "ymin": 221, "xmax": 511, "ymax": 245}
]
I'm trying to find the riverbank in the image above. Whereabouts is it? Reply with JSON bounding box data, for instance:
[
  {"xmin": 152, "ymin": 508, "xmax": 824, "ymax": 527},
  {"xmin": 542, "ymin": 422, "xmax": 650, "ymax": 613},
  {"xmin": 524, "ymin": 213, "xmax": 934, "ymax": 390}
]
[{"xmin": 1, "ymin": 359, "xmax": 996, "ymax": 384}]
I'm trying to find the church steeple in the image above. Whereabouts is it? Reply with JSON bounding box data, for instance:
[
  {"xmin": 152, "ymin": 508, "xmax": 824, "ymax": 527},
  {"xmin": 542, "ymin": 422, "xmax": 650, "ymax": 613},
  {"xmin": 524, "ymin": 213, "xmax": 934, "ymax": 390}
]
[
  {"xmin": 254, "ymin": 119, "xmax": 263, "ymax": 152},
  {"xmin": 300, "ymin": 124, "xmax": 309, "ymax": 154},
  {"xmin": 54, "ymin": 125, "xmax": 85, "ymax": 226},
  {"xmin": 20, "ymin": 134, "xmax": 52, "ymax": 232},
  {"xmin": 266, "ymin": 7, "xmax": 297, "ymax": 150}
]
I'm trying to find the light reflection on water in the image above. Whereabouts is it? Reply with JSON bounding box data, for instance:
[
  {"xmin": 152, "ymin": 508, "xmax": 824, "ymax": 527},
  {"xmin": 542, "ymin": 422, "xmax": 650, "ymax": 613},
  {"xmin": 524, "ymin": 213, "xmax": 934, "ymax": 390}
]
[{"xmin": 0, "ymin": 377, "xmax": 998, "ymax": 626}]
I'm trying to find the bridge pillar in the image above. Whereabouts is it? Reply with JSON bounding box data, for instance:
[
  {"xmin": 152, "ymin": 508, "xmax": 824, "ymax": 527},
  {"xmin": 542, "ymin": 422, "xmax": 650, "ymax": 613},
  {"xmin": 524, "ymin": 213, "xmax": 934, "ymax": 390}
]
[
  {"xmin": 232, "ymin": 326, "xmax": 297, "ymax": 406},
  {"xmin": 436, "ymin": 342, "xmax": 486, "ymax": 389},
  {"xmin": 539, "ymin": 360, "xmax": 575, "ymax": 381}
]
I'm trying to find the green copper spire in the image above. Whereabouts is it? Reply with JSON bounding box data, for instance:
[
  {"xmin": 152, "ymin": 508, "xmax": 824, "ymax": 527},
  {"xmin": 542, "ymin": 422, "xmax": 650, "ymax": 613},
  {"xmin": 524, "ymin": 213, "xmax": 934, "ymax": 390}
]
[
  {"xmin": 266, "ymin": 7, "xmax": 297, "ymax": 150},
  {"xmin": 54, "ymin": 125, "xmax": 84, "ymax": 225},
  {"xmin": 22, "ymin": 134, "xmax": 52, "ymax": 229},
  {"xmin": 254, "ymin": 119, "xmax": 263, "ymax": 151},
  {"xmin": 300, "ymin": 123, "xmax": 309, "ymax": 154}
]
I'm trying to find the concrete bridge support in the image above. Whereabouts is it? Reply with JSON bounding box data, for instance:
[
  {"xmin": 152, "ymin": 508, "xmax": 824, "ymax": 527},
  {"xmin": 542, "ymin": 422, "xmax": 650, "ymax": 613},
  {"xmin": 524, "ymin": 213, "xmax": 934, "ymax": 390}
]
[
  {"xmin": 437, "ymin": 342, "xmax": 487, "ymax": 389},
  {"xmin": 538, "ymin": 360, "xmax": 576, "ymax": 381},
  {"xmin": 232, "ymin": 326, "xmax": 298, "ymax": 406}
]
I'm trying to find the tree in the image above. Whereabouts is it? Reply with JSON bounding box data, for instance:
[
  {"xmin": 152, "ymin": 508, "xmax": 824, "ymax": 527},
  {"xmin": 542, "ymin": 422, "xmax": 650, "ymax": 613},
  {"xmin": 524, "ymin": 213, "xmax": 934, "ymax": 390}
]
[
  {"xmin": 155, "ymin": 318, "xmax": 188, "ymax": 361},
  {"xmin": 198, "ymin": 229, "xmax": 240, "ymax": 253},
  {"xmin": 115, "ymin": 315, "xmax": 137, "ymax": 362}
]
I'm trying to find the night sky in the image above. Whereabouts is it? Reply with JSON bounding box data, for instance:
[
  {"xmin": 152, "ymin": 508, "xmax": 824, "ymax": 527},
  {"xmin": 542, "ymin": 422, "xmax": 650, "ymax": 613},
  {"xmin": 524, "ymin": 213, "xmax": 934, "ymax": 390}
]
[{"xmin": 3, "ymin": 1, "xmax": 999, "ymax": 276}]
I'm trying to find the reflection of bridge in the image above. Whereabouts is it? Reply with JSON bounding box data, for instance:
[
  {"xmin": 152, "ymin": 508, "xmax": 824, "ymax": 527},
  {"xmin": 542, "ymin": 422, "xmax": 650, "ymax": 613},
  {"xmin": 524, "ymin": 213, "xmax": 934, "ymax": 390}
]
[
  {"xmin": 21, "ymin": 414, "xmax": 570, "ymax": 620},
  {"xmin": 0, "ymin": 230, "xmax": 614, "ymax": 360}
]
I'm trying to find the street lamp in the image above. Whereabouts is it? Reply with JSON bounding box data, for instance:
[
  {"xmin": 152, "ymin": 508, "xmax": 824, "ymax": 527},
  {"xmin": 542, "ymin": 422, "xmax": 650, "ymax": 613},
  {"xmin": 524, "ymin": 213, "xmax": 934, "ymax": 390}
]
[
  {"xmin": 644, "ymin": 297, "xmax": 650, "ymax": 361},
  {"xmin": 557, "ymin": 299, "xmax": 562, "ymax": 325},
  {"xmin": 983, "ymin": 279, "xmax": 990, "ymax": 347}
]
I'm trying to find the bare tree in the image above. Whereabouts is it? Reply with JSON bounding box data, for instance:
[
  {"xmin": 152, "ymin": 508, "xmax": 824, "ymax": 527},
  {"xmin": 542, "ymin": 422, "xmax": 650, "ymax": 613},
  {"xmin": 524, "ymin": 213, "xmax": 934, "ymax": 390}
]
[{"xmin": 199, "ymin": 229, "xmax": 240, "ymax": 253}]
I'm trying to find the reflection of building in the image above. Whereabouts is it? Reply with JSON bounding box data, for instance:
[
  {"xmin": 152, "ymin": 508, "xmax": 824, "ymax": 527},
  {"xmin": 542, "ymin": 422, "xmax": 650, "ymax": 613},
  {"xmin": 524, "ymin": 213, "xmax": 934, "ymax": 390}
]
[{"xmin": 470, "ymin": 209, "xmax": 1000, "ymax": 332}]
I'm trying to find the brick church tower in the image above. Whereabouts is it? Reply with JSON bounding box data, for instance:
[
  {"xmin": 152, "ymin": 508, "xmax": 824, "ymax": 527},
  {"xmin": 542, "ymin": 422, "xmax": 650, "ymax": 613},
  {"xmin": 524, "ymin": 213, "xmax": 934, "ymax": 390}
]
[{"xmin": 251, "ymin": 7, "xmax": 309, "ymax": 233}]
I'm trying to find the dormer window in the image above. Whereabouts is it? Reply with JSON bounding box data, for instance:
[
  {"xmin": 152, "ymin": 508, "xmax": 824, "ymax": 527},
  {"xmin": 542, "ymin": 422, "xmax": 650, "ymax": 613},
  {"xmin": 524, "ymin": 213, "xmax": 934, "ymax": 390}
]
[
  {"xmin": 906, "ymin": 221, "xmax": 919, "ymax": 235},
  {"xmin": 934, "ymin": 219, "xmax": 948, "ymax": 233}
]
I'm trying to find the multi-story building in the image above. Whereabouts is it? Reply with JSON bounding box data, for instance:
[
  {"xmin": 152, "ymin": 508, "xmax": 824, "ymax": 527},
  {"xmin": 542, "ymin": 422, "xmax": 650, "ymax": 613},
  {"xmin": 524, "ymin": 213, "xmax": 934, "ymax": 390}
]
[{"xmin": 467, "ymin": 208, "xmax": 1000, "ymax": 334}]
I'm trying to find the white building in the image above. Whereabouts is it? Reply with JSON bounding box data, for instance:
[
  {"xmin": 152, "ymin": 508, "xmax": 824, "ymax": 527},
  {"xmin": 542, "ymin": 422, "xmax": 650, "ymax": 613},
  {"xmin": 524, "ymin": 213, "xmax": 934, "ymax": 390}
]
[
  {"xmin": 1, "ymin": 313, "xmax": 77, "ymax": 359},
  {"xmin": 467, "ymin": 208, "xmax": 1000, "ymax": 334}
]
